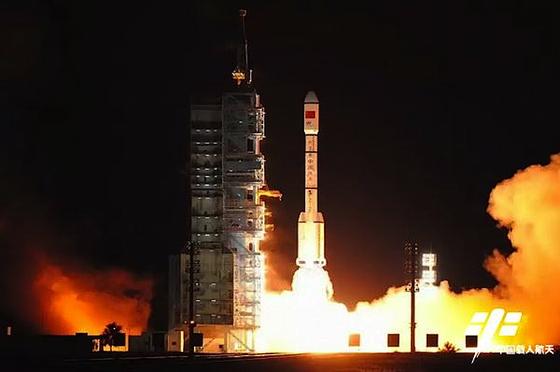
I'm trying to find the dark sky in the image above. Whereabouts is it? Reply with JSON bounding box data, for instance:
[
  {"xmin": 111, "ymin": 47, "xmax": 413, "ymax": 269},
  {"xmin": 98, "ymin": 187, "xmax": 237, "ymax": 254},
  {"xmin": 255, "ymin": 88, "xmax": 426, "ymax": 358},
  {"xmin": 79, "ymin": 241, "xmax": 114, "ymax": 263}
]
[{"xmin": 1, "ymin": 1, "xmax": 559, "ymax": 331}]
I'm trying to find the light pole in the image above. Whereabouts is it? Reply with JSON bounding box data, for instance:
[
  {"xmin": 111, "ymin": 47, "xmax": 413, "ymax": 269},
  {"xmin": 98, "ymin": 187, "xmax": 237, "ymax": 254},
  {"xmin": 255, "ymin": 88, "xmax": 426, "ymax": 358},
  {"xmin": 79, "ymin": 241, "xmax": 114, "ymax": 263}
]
[
  {"xmin": 187, "ymin": 241, "xmax": 200, "ymax": 356},
  {"xmin": 404, "ymin": 241, "xmax": 419, "ymax": 353}
]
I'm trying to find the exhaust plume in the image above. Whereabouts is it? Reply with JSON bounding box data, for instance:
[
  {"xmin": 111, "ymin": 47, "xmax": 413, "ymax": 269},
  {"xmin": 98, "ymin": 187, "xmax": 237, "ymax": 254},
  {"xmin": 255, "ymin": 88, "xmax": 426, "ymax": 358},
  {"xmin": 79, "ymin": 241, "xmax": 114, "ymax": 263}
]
[{"xmin": 260, "ymin": 154, "xmax": 560, "ymax": 351}]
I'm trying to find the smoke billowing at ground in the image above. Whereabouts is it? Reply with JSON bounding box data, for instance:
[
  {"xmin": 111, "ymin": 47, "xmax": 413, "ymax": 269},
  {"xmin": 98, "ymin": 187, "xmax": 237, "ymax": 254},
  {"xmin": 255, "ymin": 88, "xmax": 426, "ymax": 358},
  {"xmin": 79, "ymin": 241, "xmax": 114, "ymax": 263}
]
[
  {"xmin": 32, "ymin": 255, "xmax": 153, "ymax": 336},
  {"xmin": 0, "ymin": 189, "xmax": 154, "ymax": 336},
  {"xmin": 0, "ymin": 237, "xmax": 153, "ymax": 335},
  {"xmin": 485, "ymin": 153, "xmax": 560, "ymax": 343},
  {"xmin": 259, "ymin": 154, "xmax": 560, "ymax": 352}
]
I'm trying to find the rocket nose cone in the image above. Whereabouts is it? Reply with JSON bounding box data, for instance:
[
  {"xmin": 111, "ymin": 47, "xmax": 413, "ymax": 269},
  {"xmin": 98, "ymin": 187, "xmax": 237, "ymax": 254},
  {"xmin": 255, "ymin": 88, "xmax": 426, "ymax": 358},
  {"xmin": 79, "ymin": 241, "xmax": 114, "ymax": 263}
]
[{"xmin": 304, "ymin": 91, "xmax": 319, "ymax": 103}]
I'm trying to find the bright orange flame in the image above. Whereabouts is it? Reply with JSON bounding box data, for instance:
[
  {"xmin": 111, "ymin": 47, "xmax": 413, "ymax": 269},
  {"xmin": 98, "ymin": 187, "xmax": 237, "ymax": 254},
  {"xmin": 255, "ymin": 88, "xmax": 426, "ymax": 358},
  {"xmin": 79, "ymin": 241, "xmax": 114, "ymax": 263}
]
[
  {"xmin": 258, "ymin": 189, "xmax": 282, "ymax": 200},
  {"xmin": 33, "ymin": 260, "xmax": 152, "ymax": 336},
  {"xmin": 259, "ymin": 154, "xmax": 560, "ymax": 352}
]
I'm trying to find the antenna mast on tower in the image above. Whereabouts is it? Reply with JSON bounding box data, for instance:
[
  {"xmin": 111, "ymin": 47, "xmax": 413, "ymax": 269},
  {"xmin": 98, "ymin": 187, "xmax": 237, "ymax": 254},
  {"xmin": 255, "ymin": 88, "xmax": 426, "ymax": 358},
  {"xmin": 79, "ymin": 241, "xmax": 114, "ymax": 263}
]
[{"xmin": 232, "ymin": 9, "xmax": 252, "ymax": 86}]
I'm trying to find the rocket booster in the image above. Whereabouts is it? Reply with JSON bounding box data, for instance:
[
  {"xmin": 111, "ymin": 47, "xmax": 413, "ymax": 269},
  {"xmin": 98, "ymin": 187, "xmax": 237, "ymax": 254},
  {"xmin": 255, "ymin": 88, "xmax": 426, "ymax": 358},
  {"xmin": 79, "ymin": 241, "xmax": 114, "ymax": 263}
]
[{"xmin": 297, "ymin": 91, "xmax": 325, "ymax": 268}]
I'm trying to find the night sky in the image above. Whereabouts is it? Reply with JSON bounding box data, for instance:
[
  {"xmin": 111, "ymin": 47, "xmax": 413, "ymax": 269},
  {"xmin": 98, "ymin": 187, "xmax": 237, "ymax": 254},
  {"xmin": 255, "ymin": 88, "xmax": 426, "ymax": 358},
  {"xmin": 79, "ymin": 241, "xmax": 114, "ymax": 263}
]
[{"xmin": 1, "ymin": 1, "xmax": 559, "ymax": 331}]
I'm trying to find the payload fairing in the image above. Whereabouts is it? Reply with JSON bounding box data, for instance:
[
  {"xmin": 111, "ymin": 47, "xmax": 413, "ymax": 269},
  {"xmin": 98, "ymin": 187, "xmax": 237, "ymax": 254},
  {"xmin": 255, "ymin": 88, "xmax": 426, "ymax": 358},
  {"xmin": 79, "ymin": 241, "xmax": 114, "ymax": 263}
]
[{"xmin": 297, "ymin": 91, "xmax": 326, "ymax": 268}]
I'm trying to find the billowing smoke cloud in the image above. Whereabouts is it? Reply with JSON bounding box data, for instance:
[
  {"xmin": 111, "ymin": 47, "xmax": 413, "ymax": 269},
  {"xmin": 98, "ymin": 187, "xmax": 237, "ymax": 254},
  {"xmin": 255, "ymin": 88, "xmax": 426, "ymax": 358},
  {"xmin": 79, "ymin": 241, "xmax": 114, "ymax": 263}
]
[
  {"xmin": 484, "ymin": 153, "xmax": 560, "ymax": 343},
  {"xmin": 0, "ymin": 187, "xmax": 153, "ymax": 336},
  {"xmin": 32, "ymin": 254, "xmax": 153, "ymax": 335}
]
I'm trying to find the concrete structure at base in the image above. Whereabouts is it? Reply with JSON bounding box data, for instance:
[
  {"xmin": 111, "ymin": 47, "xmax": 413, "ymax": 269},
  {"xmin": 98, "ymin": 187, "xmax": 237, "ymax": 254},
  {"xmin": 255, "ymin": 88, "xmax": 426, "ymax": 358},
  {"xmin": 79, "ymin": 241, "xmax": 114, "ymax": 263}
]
[{"xmin": 168, "ymin": 10, "xmax": 279, "ymax": 352}]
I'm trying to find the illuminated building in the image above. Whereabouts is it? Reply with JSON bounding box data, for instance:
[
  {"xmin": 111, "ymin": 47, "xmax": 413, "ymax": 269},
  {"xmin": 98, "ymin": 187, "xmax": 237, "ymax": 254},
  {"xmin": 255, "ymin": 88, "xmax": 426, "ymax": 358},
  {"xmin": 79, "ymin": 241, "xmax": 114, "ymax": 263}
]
[{"xmin": 420, "ymin": 253, "xmax": 437, "ymax": 287}]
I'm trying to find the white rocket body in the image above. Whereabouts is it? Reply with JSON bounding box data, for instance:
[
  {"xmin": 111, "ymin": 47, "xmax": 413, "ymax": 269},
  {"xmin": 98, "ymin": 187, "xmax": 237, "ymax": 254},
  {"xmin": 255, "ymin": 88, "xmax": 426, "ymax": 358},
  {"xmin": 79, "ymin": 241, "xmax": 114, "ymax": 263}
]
[{"xmin": 297, "ymin": 91, "xmax": 325, "ymax": 268}]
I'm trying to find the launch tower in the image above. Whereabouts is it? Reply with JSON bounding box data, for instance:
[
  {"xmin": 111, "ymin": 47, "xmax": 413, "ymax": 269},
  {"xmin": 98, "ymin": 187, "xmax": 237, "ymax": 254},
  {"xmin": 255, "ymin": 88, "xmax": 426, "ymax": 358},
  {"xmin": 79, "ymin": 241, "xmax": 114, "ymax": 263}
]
[{"xmin": 168, "ymin": 9, "xmax": 279, "ymax": 352}]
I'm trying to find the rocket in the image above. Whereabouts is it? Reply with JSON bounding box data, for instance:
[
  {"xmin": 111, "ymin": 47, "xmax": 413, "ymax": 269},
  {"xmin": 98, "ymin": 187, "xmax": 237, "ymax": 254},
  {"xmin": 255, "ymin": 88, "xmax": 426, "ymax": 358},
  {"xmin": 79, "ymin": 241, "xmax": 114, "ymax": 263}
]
[{"xmin": 297, "ymin": 91, "xmax": 326, "ymax": 268}]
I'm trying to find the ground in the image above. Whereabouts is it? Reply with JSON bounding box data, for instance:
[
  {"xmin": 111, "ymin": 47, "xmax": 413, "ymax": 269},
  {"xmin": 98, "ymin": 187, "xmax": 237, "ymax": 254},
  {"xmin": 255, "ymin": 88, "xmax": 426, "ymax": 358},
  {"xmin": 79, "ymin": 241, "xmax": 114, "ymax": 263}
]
[{"xmin": 4, "ymin": 352, "xmax": 560, "ymax": 372}]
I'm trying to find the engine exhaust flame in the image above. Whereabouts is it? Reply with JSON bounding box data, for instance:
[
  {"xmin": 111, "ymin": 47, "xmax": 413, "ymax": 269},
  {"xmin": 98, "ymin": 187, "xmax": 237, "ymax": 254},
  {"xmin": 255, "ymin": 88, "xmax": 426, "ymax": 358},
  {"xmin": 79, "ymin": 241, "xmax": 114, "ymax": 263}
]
[{"xmin": 259, "ymin": 154, "xmax": 560, "ymax": 352}]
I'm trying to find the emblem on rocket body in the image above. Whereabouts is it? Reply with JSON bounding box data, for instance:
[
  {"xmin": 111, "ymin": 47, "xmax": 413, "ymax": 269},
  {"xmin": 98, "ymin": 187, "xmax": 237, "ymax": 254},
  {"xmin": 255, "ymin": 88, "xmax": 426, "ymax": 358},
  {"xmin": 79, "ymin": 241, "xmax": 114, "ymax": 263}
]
[{"xmin": 297, "ymin": 91, "xmax": 326, "ymax": 268}]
